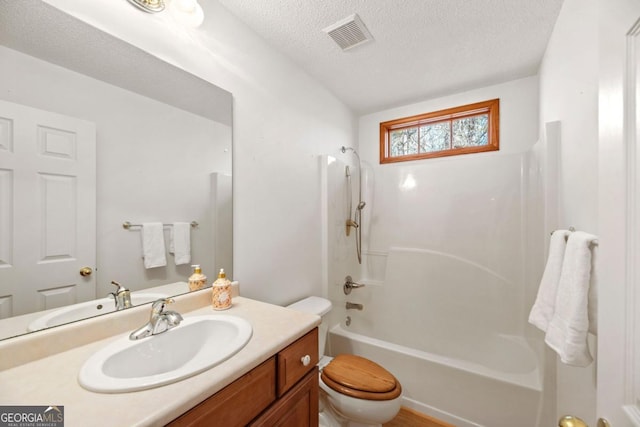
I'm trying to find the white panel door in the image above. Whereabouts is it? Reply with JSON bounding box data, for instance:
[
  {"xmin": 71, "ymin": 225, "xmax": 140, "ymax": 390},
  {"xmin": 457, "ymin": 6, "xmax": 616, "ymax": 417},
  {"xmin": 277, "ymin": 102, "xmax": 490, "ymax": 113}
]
[
  {"xmin": 0, "ymin": 99, "xmax": 96, "ymax": 318},
  {"xmin": 598, "ymin": 1, "xmax": 640, "ymax": 426}
]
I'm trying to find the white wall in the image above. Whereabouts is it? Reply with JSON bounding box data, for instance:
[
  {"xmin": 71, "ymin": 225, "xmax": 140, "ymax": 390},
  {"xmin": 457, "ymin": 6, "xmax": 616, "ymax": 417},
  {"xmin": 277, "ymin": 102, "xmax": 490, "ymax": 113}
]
[
  {"xmin": 42, "ymin": 0, "xmax": 357, "ymax": 305},
  {"xmin": 358, "ymin": 76, "xmax": 538, "ymax": 286},
  {"xmin": 360, "ymin": 76, "xmax": 539, "ymax": 158},
  {"xmin": 538, "ymin": 0, "xmax": 599, "ymax": 423},
  {"xmin": 356, "ymin": 77, "xmax": 539, "ymax": 329},
  {"xmin": 0, "ymin": 45, "xmax": 230, "ymax": 299}
]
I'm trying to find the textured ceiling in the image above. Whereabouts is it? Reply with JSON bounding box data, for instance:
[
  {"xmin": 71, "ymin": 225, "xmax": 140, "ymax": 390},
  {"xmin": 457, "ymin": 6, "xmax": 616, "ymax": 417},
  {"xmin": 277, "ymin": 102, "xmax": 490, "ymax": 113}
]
[
  {"xmin": 0, "ymin": 0, "xmax": 233, "ymax": 125},
  {"xmin": 216, "ymin": 0, "xmax": 564, "ymax": 114}
]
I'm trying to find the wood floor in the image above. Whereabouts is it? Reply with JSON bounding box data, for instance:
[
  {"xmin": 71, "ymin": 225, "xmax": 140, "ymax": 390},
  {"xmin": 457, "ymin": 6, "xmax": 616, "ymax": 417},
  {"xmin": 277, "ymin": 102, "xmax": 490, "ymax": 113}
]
[{"xmin": 383, "ymin": 406, "xmax": 457, "ymax": 427}]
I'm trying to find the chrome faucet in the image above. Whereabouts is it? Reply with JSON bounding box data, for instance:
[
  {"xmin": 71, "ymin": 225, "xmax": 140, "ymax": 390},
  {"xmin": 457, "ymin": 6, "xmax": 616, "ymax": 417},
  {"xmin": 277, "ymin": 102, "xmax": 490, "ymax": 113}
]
[
  {"xmin": 343, "ymin": 276, "xmax": 365, "ymax": 295},
  {"xmin": 346, "ymin": 302, "xmax": 363, "ymax": 311},
  {"xmin": 129, "ymin": 298, "xmax": 183, "ymax": 340},
  {"xmin": 109, "ymin": 281, "xmax": 132, "ymax": 310}
]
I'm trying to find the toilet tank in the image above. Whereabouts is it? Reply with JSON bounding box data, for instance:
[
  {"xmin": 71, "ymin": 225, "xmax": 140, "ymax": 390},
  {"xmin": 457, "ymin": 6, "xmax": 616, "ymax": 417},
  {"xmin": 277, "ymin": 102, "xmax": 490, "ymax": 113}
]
[{"xmin": 286, "ymin": 296, "xmax": 332, "ymax": 357}]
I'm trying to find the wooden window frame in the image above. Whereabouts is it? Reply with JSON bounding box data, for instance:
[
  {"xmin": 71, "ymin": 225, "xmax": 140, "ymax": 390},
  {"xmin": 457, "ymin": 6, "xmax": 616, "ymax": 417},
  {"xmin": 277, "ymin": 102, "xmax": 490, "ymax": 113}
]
[{"xmin": 379, "ymin": 98, "xmax": 500, "ymax": 164}]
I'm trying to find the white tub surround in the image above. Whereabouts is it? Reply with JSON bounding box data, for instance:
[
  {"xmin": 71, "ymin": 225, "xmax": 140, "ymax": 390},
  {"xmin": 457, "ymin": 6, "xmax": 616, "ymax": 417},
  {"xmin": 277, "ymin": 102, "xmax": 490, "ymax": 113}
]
[
  {"xmin": 322, "ymin": 140, "xmax": 543, "ymax": 425},
  {"xmin": 0, "ymin": 291, "xmax": 320, "ymax": 427}
]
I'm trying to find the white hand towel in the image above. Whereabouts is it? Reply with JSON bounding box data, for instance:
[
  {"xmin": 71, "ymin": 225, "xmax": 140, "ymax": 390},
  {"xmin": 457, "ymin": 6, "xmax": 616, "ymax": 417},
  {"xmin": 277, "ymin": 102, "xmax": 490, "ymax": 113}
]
[
  {"xmin": 528, "ymin": 229, "xmax": 570, "ymax": 332},
  {"xmin": 544, "ymin": 231, "xmax": 598, "ymax": 367},
  {"xmin": 141, "ymin": 222, "xmax": 167, "ymax": 269},
  {"xmin": 169, "ymin": 222, "xmax": 191, "ymax": 265}
]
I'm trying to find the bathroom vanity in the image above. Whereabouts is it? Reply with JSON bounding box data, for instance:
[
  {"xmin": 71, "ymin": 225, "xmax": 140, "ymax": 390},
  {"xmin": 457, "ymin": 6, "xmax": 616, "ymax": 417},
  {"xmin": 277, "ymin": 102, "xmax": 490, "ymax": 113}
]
[
  {"xmin": 169, "ymin": 328, "xmax": 319, "ymax": 426},
  {"xmin": 0, "ymin": 290, "xmax": 320, "ymax": 427}
]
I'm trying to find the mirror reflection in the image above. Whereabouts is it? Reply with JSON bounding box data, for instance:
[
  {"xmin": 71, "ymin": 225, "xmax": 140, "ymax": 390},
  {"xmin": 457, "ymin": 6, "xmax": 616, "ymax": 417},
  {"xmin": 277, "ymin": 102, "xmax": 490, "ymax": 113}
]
[{"xmin": 0, "ymin": 1, "xmax": 233, "ymax": 340}]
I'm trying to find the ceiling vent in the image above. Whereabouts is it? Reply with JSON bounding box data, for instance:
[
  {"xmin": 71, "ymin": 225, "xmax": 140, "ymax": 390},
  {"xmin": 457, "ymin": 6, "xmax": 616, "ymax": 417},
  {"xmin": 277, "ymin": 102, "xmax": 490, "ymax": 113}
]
[{"xmin": 323, "ymin": 14, "xmax": 373, "ymax": 51}]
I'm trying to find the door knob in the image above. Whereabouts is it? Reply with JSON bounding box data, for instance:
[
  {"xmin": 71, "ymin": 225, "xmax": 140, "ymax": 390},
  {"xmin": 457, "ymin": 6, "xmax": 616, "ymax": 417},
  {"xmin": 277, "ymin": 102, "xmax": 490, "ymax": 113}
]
[
  {"xmin": 559, "ymin": 415, "xmax": 588, "ymax": 427},
  {"xmin": 79, "ymin": 267, "xmax": 93, "ymax": 277},
  {"xmin": 559, "ymin": 416, "xmax": 612, "ymax": 427}
]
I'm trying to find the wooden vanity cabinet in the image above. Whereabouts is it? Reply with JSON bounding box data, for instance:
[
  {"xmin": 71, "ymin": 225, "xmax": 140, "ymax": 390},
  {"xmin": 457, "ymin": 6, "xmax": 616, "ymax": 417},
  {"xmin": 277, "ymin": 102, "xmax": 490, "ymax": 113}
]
[
  {"xmin": 167, "ymin": 358, "xmax": 277, "ymax": 426},
  {"xmin": 249, "ymin": 368, "xmax": 318, "ymax": 427},
  {"xmin": 168, "ymin": 328, "xmax": 319, "ymax": 427}
]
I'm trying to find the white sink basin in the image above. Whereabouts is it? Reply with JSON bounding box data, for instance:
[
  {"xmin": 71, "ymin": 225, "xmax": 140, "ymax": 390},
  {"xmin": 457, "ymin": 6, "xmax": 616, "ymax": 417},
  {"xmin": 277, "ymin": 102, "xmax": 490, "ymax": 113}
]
[
  {"xmin": 78, "ymin": 314, "xmax": 253, "ymax": 393},
  {"xmin": 27, "ymin": 293, "xmax": 167, "ymax": 332}
]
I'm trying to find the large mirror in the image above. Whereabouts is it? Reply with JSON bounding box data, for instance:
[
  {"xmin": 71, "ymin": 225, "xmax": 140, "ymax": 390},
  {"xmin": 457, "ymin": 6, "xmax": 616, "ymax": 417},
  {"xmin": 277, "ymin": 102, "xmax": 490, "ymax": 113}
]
[{"xmin": 0, "ymin": 1, "xmax": 233, "ymax": 340}]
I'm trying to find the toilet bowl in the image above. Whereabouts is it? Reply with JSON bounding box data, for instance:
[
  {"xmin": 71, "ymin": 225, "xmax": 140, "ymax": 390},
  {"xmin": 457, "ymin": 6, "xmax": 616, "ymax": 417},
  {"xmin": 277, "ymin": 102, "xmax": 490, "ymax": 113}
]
[{"xmin": 287, "ymin": 296, "xmax": 402, "ymax": 427}]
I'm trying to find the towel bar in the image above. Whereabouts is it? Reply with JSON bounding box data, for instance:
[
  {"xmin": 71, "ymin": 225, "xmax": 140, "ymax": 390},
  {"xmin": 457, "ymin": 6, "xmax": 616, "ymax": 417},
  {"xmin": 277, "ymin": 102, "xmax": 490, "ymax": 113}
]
[
  {"xmin": 122, "ymin": 221, "xmax": 198, "ymax": 230},
  {"xmin": 550, "ymin": 227, "xmax": 576, "ymax": 235},
  {"xmin": 550, "ymin": 227, "xmax": 598, "ymax": 246}
]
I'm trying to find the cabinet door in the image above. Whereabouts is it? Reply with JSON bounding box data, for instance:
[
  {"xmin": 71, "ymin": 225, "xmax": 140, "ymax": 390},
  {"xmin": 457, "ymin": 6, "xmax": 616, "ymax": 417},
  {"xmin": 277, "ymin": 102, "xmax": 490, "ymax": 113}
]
[
  {"xmin": 250, "ymin": 367, "xmax": 319, "ymax": 427},
  {"xmin": 168, "ymin": 358, "xmax": 276, "ymax": 427}
]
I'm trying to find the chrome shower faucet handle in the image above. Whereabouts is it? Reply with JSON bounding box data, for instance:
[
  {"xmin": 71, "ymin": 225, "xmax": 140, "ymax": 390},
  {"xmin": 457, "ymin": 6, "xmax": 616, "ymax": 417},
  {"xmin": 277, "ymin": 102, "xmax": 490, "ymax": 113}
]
[{"xmin": 343, "ymin": 275, "xmax": 365, "ymax": 295}]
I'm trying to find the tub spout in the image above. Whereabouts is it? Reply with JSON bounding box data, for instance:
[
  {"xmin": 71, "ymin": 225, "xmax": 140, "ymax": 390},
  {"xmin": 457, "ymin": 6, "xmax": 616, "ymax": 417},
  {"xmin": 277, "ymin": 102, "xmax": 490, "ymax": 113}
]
[{"xmin": 346, "ymin": 302, "xmax": 363, "ymax": 311}]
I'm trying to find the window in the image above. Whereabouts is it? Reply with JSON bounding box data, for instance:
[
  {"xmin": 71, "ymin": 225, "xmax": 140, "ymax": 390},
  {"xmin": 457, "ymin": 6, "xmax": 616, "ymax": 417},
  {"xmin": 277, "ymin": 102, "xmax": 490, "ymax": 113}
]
[{"xmin": 379, "ymin": 98, "xmax": 499, "ymax": 163}]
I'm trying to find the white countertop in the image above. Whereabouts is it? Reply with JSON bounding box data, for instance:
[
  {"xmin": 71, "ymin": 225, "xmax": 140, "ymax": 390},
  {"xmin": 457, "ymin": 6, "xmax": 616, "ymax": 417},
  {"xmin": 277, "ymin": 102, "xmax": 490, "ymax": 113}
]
[{"xmin": 0, "ymin": 295, "xmax": 320, "ymax": 427}]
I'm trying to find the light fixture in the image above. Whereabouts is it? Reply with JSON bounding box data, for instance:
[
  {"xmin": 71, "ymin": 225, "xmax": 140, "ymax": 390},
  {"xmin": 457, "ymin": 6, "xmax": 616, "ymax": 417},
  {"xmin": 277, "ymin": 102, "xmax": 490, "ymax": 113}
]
[
  {"xmin": 169, "ymin": 0, "xmax": 205, "ymax": 28},
  {"xmin": 126, "ymin": 0, "xmax": 165, "ymax": 13},
  {"xmin": 125, "ymin": 0, "xmax": 205, "ymax": 28}
]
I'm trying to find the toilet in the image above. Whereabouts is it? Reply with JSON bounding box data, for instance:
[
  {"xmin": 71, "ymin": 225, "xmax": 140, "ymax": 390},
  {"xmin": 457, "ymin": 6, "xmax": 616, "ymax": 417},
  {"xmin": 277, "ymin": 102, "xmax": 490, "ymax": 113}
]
[{"xmin": 287, "ymin": 296, "xmax": 402, "ymax": 427}]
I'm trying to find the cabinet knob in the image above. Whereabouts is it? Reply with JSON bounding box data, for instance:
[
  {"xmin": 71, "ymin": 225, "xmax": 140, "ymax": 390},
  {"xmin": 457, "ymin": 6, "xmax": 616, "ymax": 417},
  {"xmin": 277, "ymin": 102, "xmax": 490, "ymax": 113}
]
[{"xmin": 300, "ymin": 355, "xmax": 311, "ymax": 366}]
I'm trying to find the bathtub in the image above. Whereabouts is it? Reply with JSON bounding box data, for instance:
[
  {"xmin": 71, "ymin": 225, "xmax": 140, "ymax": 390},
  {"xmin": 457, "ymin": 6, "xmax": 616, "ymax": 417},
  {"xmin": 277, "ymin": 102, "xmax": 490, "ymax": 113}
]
[
  {"xmin": 328, "ymin": 323, "xmax": 542, "ymax": 427},
  {"xmin": 327, "ymin": 247, "xmax": 543, "ymax": 427}
]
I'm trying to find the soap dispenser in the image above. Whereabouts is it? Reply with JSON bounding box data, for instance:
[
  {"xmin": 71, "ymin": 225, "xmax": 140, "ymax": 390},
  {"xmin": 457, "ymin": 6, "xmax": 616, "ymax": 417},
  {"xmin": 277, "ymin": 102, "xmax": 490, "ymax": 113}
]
[
  {"xmin": 188, "ymin": 265, "xmax": 207, "ymax": 291},
  {"xmin": 109, "ymin": 281, "xmax": 132, "ymax": 310},
  {"xmin": 211, "ymin": 268, "xmax": 232, "ymax": 310}
]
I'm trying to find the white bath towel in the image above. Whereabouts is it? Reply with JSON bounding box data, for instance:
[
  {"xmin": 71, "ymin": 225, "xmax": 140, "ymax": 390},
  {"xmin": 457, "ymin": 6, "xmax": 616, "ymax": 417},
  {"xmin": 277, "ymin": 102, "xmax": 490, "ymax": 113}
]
[
  {"xmin": 169, "ymin": 222, "xmax": 191, "ymax": 265},
  {"xmin": 528, "ymin": 229, "xmax": 570, "ymax": 332},
  {"xmin": 544, "ymin": 231, "xmax": 598, "ymax": 367},
  {"xmin": 141, "ymin": 222, "xmax": 167, "ymax": 269}
]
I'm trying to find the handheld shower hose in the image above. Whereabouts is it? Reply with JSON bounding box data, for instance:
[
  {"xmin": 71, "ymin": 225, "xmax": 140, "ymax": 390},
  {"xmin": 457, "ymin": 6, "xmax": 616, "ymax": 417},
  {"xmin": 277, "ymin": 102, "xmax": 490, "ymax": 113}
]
[{"xmin": 341, "ymin": 146, "xmax": 365, "ymax": 264}]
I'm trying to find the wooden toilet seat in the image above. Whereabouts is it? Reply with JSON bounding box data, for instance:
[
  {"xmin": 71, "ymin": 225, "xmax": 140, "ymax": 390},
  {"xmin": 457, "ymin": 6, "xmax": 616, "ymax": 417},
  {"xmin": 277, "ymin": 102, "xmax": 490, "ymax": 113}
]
[{"xmin": 320, "ymin": 354, "xmax": 402, "ymax": 401}]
